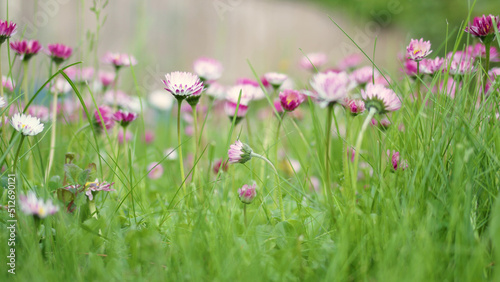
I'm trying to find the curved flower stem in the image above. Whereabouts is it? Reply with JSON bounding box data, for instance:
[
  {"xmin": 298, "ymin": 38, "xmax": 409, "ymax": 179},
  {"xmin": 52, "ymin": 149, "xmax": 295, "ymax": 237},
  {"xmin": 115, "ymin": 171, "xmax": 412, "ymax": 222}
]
[
  {"xmin": 191, "ymin": 105, "xmax": 199, "ymax": 189},
  {"xmin": 324, "ymin": 104, "xmax": 334, "ymax": 206},
  {"xmin": 243, "ymin": 204, "xmax": 247, "ymax": 227},
  {"xmin": 483, "ymin": 42, "xmax": 491, "ymax": 103},
  {"xmin": 0, "ymin": 44, "xmax": 8, "ymax": 143},
  {"xmin": 352, "ymin": 107, "xmax": 376, "ymax": 196},
  {"xmin": 12, "ymin": 135, "xmax": 26, "ymax": 187},
  {"xmin": 22, "ymin": 61, "xmax": 29, "ymax": 107},
  {"xmin": 252, "ymin": 152, "xmax": 285, "ymax": 221},
  {"xmin": 89, "ymin": 199, "xmax": 98, "ymax": 219},
  {"xmin": 177, "ymin": 99, "xmax": 186, "ymax": 195},
  {"xmin": 45, "ymin": 89, "xmax": 59, "ymax": 180}
]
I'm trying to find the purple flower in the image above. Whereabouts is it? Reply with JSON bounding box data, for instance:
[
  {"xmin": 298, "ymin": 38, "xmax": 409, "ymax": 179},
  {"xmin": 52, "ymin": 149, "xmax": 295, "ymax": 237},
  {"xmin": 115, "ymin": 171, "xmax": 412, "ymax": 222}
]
[
  {"xmin": 406, "ymin": 38, "xmax": 432, "ymax": 61},
  {"xmin": 0, "ymin": 20, "xmax": 17, "ymax": 44},
  {"xmin": 163, "ymin": 71, "xmax": 204, "ymax": 100},
  {"xmin": 113, "ymin": 110, "xmax": 138, "ymax": 127},
  {"xmin": 350, "ymin": 66, "xmax": 380, "ymax": 86},
  {"xmin": 465, "ymin": 14, "xmax": 500, "ymax": 43},
  {"xmin": 228, "ymin": 140, "xmax": 253, "ymax": 164},
  {"xmin": 279, "ymin": 89, "xmax": 305, "ymax": 112},
  {"xmin": 46, "ymin": 43, "xmax": 72, "ymax": 64},
  {"xmin": 10, "ymin": 40, "xmax": 42, "ymax": 61},
  {"xmin": 99, "ymin": 71, "xmax": 115, "ymax": 88},
  {"xmin": 94, "ymin": 105, "xmax": 115, "ymax": 130},
  {"xmin": 19, "ymin": 192, "xmax": 59, "ymax": 218},
  {"xmin": 361, "ymin": 84, "xmax": 401, "ymax": 114},
  {"xmin": 238, "ymin": 183, "xmax": 257, "ymax": 204}
]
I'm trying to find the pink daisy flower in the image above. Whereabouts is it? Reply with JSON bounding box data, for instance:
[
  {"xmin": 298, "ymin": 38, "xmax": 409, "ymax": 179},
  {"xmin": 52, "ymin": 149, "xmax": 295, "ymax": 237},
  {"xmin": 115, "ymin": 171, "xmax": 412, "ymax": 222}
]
[
  {"xmin": 147, "ymin": 163, "xmax": 164, "ymax": 179},
  {"xmin": 163, "ymin": 71, "xmax": 204, "ymax": 100},
  {"xmin": 94, "ymin": 105, "xmax": 115, "ymax": 130},
  {"xmin": 228, "ymin": 140, "xmax": 253, "ymax": 164},
  {"xmin": 193, "ymin": 57, "xmax": 224, "ymax": 82},
  {"xmin": 406, "ymin": 38, "xmax": 432, "ymax": 61},
  {"xmin": 310, "ymin": 71, "xmax": 355, "ymax": 105},
  {"xmin": 10, "ymin": 40, "xmax": 42, "ymax": 61},
  {"xmin": 0, "ymin": 20, "xmax": 17, "ymax": 44},
  {"xmin": 46, "ymin": 43, "xmax": 72, "ymax": 64},
  {"xmin": 19, "ymin": 192, "xmax": 59, "ymax": 218},
  {"xmin": 279, "ymin": 89, "xmax": 305, "ymax": 112},
  {"xmin": 465, "ymin": 14, "xmax": 500, "ymax": 43},
  {"xmin": 114, "ymin": 110, "xmax": 138, "ymax": 127},
  {"xmin": 102, "ymin": 52, "xmax": 137, "ymax": 68},
  {"xmin": 300, "ymin": 52, "xmax": 328, "ymax": 71},
  {"xmin": 361, "ymin": 83, "xmax": 401, "ymax": 114}
]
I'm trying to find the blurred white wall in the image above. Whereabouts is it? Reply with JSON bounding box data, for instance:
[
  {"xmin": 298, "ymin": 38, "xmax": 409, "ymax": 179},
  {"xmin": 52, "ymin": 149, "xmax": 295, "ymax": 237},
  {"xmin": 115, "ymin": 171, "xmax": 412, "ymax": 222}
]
[{"xmin": 2, "ymin": 0, "xmax": 403, "ymax": 92}]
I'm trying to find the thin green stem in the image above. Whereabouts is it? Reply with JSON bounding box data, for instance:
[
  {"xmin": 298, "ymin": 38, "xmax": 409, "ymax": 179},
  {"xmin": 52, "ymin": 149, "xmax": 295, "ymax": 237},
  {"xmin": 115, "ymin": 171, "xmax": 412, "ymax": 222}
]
[
  {"xmin": 352, "ymin": 107, "xmax": 376, "ymax": 196},
  {"xmin": 45, "ymin": 90, "xmax": 59, "ymax": 180},
  {"xmin": 192, "ymin": 105, "xmax": 199, "ymax": 189},
  {"xmin": 324, "ymin": 104, "xmax": 334, "ymax": 205},
  {"xmin": 12, "ymin": 135, "xmax": 26, "ymax": 178},
  {"xmin": 243, "ymin": 204, "xmax": 247, "ymax": 227},
  {"xmin": 416, "ymin": 61, "xmax": 421, "ymax": 105},
  {"xmin": 483, "ymin": 42, "xmax": 491, "ymax": 102},
  {"xmin": 177, "ymin": 99, "xmax": 186, "ymax": 195},
  {"xmin": 252, "ymin": 152, "xmax": 284, "ymax": 221},
  {"xmin": 22, "ymin": 61, "xmax": 29, "ymax": 107}
]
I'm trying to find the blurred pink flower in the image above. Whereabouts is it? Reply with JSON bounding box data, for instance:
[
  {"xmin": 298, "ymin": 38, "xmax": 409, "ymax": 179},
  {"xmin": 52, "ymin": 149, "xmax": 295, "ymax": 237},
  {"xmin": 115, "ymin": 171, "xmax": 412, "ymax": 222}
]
[
  {"xmin": 147, "ymin": 163, "xmax": 164, "ymax": 179},
  {"xmin": 144, "ymin": 130, "xmax": 155, "ymax": 144},
  {"xmin": 28, "ymin": 105, "xmax": 50, "ymax": 123},
  {"xmin": 114, "ymin": 110, "xmax": 138, "ymax": 127},
  {"xmin": 343, "ymin": 98, "xmax": 365, "ymax": 115},
  {"xmin": 19, "ymin": 192, "xmax": 58, "ymax": 218},
  {"xmin": 64, "ymin": 66, "xmax": 94, "ymax": 83},
  {"xmin": 337, "ymin": 53, "xmax": 363, "ymax": 70},
  {"xmin": 10, "ymin": 40, "xmax": 42, "ymax": 61},
  {"xmin": 99, "ymin": 71, "xmax": 116, "ymax": 88},
  {"xmin": 2, "ymin": 76, "xmax": 14, "ymax": 92},
  {"xmin": 193, "ymin": 57, "xmax": 223, "ymax": 81},
  {"xmin": 118, "ymin": 129, "xmax": 133, "ymax": 144},
  {"xmin": 350, "ymin": 66, "xmax": 380, "ymax": 86},
  {"xmin": 300, "ymin": 52, "xmax": 328, "ymax": 70},
  {"xmin": 420, "ymin": 57, "xmax": 444, "ymax": 75},
  {"xmin": 238, "ymin": 183, "xmax": 257, "ymax": 204},
  {"xmin": 84, "ymin": 179, "xmax": 115, "ymax": 201},
  {"xmin": 361, "ymin": 83, "xmax": 401, "ymax": 114},
  {"xmin": 102, "ymin": 52, "xmax": 137, "ymax": 68},
  {"xmin": 0, "ymin": 20, "xmax": 17, "ymax": 43},
  {"xmin": 310, "ymin": 71, "xmax": 354, "ymax": 105},
  {"xmin": 279, "ymin": 89, "xmax": 305, "ymax": 112},
  {"xmin": 274, "ymin": 99, "xmax": 284, "ymax": 113},
  {"xmin": 263, "ymin": 72, "xmax": 288, "ymax": 89},
  {"xmin": 406, "ymin": 38, "xmax": 432, "ymax": 61},
  {"xmin": 94, "ymin": 105, "xmax": 115, "ymax": 130},
  {"xmin": 46, "ymin": 43, "xmax": 72, "ymax": 64},
  {"xmin": 213, "ymin": 158, "xmax": 228, "ymax": 174},
  {"xmin": 387, "ymin": 150, "xmax": 408, "ymax": 171}
]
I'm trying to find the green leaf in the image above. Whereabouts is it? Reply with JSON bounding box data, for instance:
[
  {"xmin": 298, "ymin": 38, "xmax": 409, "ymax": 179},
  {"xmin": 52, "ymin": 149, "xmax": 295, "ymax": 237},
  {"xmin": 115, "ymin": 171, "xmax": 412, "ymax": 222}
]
[{"xmin": 64, "ymin": 163, "xmax": 83, "ymax": 185}]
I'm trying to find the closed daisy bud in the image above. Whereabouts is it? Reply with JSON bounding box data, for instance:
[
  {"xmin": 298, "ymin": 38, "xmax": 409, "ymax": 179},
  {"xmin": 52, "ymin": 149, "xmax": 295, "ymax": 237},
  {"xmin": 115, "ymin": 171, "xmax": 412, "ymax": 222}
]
[
  {"xmin": 238, "ymin": 183, "xmax": 257, "ymax": 204},
  {"xmin": 228, "ymin": 140, "xmax": 253, "ymax": 164}
]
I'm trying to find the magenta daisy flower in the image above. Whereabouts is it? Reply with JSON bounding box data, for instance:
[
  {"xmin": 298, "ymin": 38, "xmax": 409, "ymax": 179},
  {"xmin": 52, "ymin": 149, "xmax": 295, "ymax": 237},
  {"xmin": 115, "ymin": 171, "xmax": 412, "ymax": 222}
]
[
  {"xmin": 213, "ymin": 158, "xmax": 229, "ymax": 174},
  {"xmin": 46, "ymin": 43, "xmax": 72, "ymax": 64},
  {"xmin": 310, "ymin": 71, "xmax": 355, "ymax": 105},
  {"xmin": 99, "ymin": 71, "xmax": 116, "ymax": 88},
  {"xmin": 163, "ymin": 71, "xmax": 204, "ymax": 100},
  {"xmin": 225, "ymin": 101, "xmax": 249, "ymax": 124},
  {"xmin": 193, "ymin": 57, "xmax": 224, "ymax": 82},
  {"xmin": 114, "ymin": 110, "xmax": 138, "ymax": 127},
  {"xmin": 228, "ymin": 140, "xmax": 253, "ymax": 164},
  {"xmin": 238, "ymin": 183, "xmax": 257, "ymax": 204},
  {"xmin": 10, "ymin": 40, "xmax": 42, "ymax": 61},
  {"xmin": 279, "ymin": 89, "xmax": 305, "ymax": 112},
  {"xmin": 361, "ymin": 83, "xmax": 401, "ymax": 114},
  {"xmin": 102, "ymin": 52, "xmax": 137, "ymax": 69},
  {"xmin": 465, "ymin": 14, "xmax": 500, "ymax": 43},
  {"xmin": 94, "ymin": 105, "xmax": 115, "ymax": 130},
  {"xmin": 406, "ymin": 38, "xmax": 432, "ymax": 61},
  {"xmin": 0, "ymin": 20, "xmax": 17, "ymax": 44}
]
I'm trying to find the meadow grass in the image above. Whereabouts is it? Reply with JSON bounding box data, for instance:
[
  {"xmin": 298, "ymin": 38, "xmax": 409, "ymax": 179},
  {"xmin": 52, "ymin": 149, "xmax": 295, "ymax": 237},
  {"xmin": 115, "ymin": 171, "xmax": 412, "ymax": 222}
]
[{"xmin": 1, "ymin": 2, "xmax": 500, "ymax": 282}]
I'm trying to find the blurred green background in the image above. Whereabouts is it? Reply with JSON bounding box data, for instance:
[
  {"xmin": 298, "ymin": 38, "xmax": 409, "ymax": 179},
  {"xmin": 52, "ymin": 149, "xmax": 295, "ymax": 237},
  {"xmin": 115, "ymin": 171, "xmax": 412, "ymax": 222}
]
[{"xmin": 309, "ymin": 0, "xmax": 497, "ymax": 52}]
